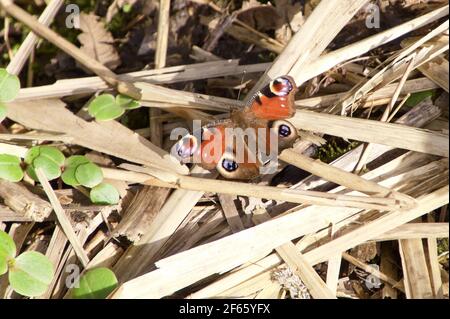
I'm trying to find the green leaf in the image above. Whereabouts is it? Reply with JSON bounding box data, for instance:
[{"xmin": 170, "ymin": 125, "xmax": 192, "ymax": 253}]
[
  {"xmin": 24, "ymin": 146, "xmax": 41, "ymax": 165},
  {"xmin": 25, "ymin": 165, "xmax": 38, "ymax": 182},
  {"xmin": 75, "ymin": 162, "xmax": 103, "ymax": 188},
  {"xmin": 25, "ymin": 146, "xmax": 65, "ymax": 181},
  {"xmin": 122, "ymin": 3, "xmax": 132, "ymax": 13},
  {"xmin": 32, "ymin": 156, "xmax": 62, "ymax": 181},
  {"xmin": 0, "ymin": 230, "xmax": 17, "ymax": 276},
  {"xmin": 0, "ymin": 255, "xmax": 7, "ymax": 276},
  {"xmin": 8, "ymin": 251, "xmax": 54, "ymax": 297},
  {"xmin": 0, "ymin": 103, "xmax": 7, "ymax": 122},
  {"xmin": 405, "ymin": 90, "xmax": 435, "ymax": 107},
  {"xmin": 88, "ymin": 94, "xmax": 125, "ymax": 121},
  {"xmin": 65, "ymin": 155, "xmax": 91, "ymax": 168},
  {"xmin": 0, "ymin": 154, "xmax": 24, "ymax": 182},
  {"xmin": 38, "ymin": 146, "xmax": 65, "ymax": 166},
  {"xmin": 116, "ymin": 94, "xmax": 141, "ymax": 110},
  {"xmin": 61, "ymin": 156, "xmax": 90, "ymax": 186},
  {"xmin": 70, "ymin": 267, "xmax": 118, "ymax": 299},
  {"xmin": 90, "ymin": 183, "xmax": 120, "ymax": 205},
  {"xmin": 0, "ymin": 68, "xmax": 20, "ymax": 102}
]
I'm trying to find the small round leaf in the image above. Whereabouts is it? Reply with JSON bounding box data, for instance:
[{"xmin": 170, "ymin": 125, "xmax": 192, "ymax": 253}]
[
  {"xmin": 61, "ymin": 155, "xmax": 91, "ymax": 186},
  {"xmin": 0, "ymin": 256, "xmax": 7, "ymax": 276},
  {"xmin": 25, "ymin": 146, "xmax": 65, "ymax": 181},
  {"xmin": 116, "ymin": 94, "xmax": 141, "ymax": 110},
  {"xmin": 90, "ymin": 183, "xmax": 120, "ymax": 205},
  {"xmin": 0, "ymin": 69, "xmax": 20, "ymax": 102},
  {"xmin": 32, "ymin": 156, "xmax": 62, "ymax": 181},
  {"xmin": 0, "ymin": 154, "xmax": 24, "ymax": 182},
  {"xmin": 8, "ymin": 251, "xmax": 54, "ymax": 297},
  {"xmin": 0, "ymin": 230, "xmax": 17, "ymax": 275},
  {"xmin": 75, "ymin": 162, "xmax": 103, "ymax": 188},
  {"xmin": 24, "ymin": 146, "xmax": 41, "ymax": 165},
  {"xmin": 65, "ymin": 155, "xmax": 91, "ymax": 168},
  {"xmin": 39, "ymin": 146, "xmax": 65, "ymax": 167},
  {"xmin": 70, "ymin": 267, "xmax": 118, "ymax": 299},
  {"xmin": 88, "ymin": 94, "xmax": 124, "ymax": 121}
]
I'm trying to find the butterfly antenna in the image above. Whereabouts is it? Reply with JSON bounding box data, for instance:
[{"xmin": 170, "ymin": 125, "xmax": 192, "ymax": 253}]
[{"xmin": 236, "ymin": 70, "xmax": 247, "ymax": 101}]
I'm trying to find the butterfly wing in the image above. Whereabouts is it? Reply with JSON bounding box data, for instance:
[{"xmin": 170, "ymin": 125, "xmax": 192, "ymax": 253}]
[
  {"xmin": 174, "ymin": 75, "xmax": 299, "ymax": 180},
  {"xmin": 244, "ymin": 75, "xmax": 297, "ymax": 121}
]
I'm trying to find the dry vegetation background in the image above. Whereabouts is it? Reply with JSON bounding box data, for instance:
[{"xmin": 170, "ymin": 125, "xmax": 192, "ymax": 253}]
[{"xmin": 0, "ymin": 0, "xmax": 449, "ymax": 299}]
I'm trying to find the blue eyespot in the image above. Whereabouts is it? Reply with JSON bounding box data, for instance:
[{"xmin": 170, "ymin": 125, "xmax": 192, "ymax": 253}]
[
  {"xmin": 175, "ymin": 136, "xmax": 196, "ymax": 158},
  {"xmin": 278, "ymin": 124, "xmax": 291, "ymax": 137},
  {"xmin": 222, "ymin": 159, "xmax": 238, "ymax": 172}
]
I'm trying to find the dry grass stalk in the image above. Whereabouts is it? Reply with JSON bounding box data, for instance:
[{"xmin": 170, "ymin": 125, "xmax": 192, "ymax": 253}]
[
  {"xmin": 218, "ymin": 194, "xmax": 245, "ymax": 233},
  {"xmin": 325, "ymin": 255, "xmax": 342, "ymax": 294},
  {"xmin": 335, "ymin": 23, "xmax": 449, "ymax": 114},
  {"xmin": 303, "ymin": 186, "xmax": 448, "ymax": 267},
  {"xmin": 52, "ymin": 212, "xmax": 105, "ymax": 298},
  {"xmin": 417, "ymin": 56, "xmax": 449, "ymax": 92},
  {"xmin": 0, "ymin": 204, "xmax": 35, "ymax": 223},
  {"xmin": 215, "ymin": 271, "xmax": 276, "ymax": 298},
  {"xmin": 111, "ymin": 182, "xmax": 448, "ymax": 299},
  {"xmin": 0, "ymin": 180, "xmax": 52, "ymax": 222},
  {"xmin": 291, "ymin": 110, "xmax": 449, "ymax": 157},
  {"xmin": 353, "ymin": 55, "xmax": 417, "ymax": 173},
  {"xmin": 111, "ymin": 186, "xmax": 171, "ymax": 242},
  {"xmin": 103, "ymin": 167, "xmax": 404, "ymax": 211},
  {"xmin": 149, "ymin": 0, "xmax": 171, "ymax": 147},
  {"xmin": 295, "ymin": 5, "xmax": 449, "ymax": 85},
  {"xmin": 16, "ymin": 60, "xmax": 269, "ymax": 101},
  {"xmin": 292, "ymin": 102, "xmax": 441, "ymax": 193},
  {"xmin": 0, "ymin": 133, "xmax": 73, "ymax": 143},
  {"xmin": 112, "ymin": 166, "xmax": 214, "ymax": 282},
  {"xmin": 426, "ymin": 215, "xmax": 445, "ymax": 298},
  {"xmin": 399, "ymin": 238, "xmax": 434, "ymax": 298},
  {"xmin": 6, "ymin": 0, "xmax": 64, "ymax": 75},
  {"xmin": 253, "ymin": 211, "xmax": 336, "ymax": 299},
  {"xmin": 35, "ymin": 168, "xmax": 90, "ymax": 267},
  {"xmin": 0, "ymin": 0, "xmax": 141, "ymax": 99},
  {"xmin": 374, "ymin": 223, "xmax": 449, "ymax": 241},
  {"xmin": 246, "ymin": 0, "xmax": 369, "ymax": 99},
  {"xmin": 279, "ymin": 149, "xmax": 412, "ymax": 201},
  {"xmin": 86, "ymin": 242, "xmax": 123, "ymax": 270},
  {"xmin": 186, "ymin": 155, "xmax": 446, "ymax": 298},
  {"xmin": 39, "ymin": 226, "xmax": 68, "ymax": 299},
  {"xmin": 297, "ymin": 77, "xmax": 438, "ymax": 108},
  {"xmin": 136, "ymin": 81, "xmax": 236, "ymax": 112}
]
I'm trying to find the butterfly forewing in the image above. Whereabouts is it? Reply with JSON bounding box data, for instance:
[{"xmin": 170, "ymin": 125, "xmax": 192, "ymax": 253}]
[{"xmin": 245, "ymin": 75, "xmax": 297, "ymax": 121}]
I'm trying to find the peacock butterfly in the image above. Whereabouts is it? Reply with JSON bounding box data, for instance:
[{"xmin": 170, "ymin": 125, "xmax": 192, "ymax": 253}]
[{"xmin": 173, "ymin": 75, "xmax": 298, "ymax": 179}]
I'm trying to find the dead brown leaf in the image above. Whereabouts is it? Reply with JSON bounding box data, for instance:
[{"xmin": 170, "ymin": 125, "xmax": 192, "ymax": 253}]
[
  {"xmin": 78, "ymin": 13, "xmax": 121, "ymax": 71},
  {"xmin": 238, "ymin": 0, "xmax": 281, "ymax": 32},
  {"xmin": 274, "ymin": 0, "xmax": 304, "ymax": 44}
]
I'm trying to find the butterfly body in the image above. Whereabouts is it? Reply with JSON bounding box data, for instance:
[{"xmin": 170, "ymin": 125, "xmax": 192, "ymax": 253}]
[{"xmin": 174, "ymin": 75, "xmax": 298, "ymax": 179}]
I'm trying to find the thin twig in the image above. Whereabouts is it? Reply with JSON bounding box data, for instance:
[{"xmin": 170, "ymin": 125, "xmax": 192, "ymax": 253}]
[{"xmin": 35, "ymin": 168, "xmax": 90, "ymax": 267}]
